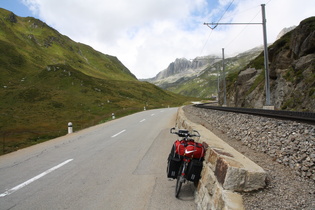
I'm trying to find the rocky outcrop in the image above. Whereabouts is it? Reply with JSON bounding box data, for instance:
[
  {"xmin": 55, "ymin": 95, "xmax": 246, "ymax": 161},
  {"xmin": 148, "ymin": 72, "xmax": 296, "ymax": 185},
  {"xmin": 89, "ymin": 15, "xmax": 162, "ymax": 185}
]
[
  {"xmin": 276, "ymin": 26, "xmax": 296, "ymax": 40},
  {"xmin": 147, "ymin": 57, "xmax": 211, "ymax": 84},
  {"xmin": 6, "ymin": 12, "xmax": 17, "ymax": 23},
  {"xmin": 225, "ymin": 17, "xmax": 315, "ymax": 112},
  {"xmin": 154, "ymin": 58, "xmax": 193, "ymax": 80}
]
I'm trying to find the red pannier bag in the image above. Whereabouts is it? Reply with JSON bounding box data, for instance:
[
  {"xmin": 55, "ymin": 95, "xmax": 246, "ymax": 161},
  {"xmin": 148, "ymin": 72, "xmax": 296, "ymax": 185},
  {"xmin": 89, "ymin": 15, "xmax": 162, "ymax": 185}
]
[{"xmin": 174, "ymin": 140, "xmax": 205, "ymax": 159}]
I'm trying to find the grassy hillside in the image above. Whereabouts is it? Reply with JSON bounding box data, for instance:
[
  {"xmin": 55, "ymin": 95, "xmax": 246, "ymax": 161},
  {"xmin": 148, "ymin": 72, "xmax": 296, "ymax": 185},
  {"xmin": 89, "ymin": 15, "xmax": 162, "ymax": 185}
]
[
  {"xmin": 0, "ymin": 9, "xmax": 136, "ymax": 81},
  {"xmin": 0, "ymin": 9, "xmax": 195, "ymax": 154}
]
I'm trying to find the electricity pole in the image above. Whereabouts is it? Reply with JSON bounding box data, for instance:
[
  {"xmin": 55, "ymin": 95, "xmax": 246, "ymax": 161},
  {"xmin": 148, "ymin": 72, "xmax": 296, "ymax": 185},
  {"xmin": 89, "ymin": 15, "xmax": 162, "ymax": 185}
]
[
  {"xmin": 261, "ymin": 4, "xmax": 271, "ymax": 106},
  {"xmin": 222, "ymin": 48, "xmax": 227, "ymax": 106},
  {"xmin": 204, "ymin": 4, "xmax": 272, "ymax": 107},
  {"xmin": 217, "ymin": 67, "xmax": 220, "ymax": 103}
]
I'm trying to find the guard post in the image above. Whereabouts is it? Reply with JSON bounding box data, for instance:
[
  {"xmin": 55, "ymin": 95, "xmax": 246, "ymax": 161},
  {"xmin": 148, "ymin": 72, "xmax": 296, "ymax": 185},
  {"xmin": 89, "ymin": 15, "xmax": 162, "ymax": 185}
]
[{"xmin": 68, "ymin": 122, "xmax": 73, "ymax": 134}]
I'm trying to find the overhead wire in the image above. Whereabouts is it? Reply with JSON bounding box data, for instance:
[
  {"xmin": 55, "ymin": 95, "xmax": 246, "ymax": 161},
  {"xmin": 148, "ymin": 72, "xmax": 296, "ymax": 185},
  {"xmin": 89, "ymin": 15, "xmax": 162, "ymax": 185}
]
[
  {"xmin": 199, "ymin": 29, "xmax": 214, "ymax": 56},
  {"xmin": 211, "ymin": 0, "xmax": 235, "ymax": 29},
  {"xmin": 200, "ymin": 0, "xmax": 274, "ymax": 56},
  {"xmin": 223, "ymin": 8, "xmax": 261, "ymax": 49},
  {"xmin": 223, "ymin": 0, "xmax": 273, "ymax": 49},
  {"xmin": 199, "ymin": 0, "xmax": 235, "ymax": 55}
]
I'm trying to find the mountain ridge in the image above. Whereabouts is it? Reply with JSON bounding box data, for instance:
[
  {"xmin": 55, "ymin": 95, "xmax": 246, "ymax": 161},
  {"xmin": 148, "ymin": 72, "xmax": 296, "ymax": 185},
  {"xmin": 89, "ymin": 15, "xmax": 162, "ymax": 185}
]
[
  {"xmin": 146, "ymin": 46, "xmax": 263, "ymax": 98},
  {"xmin": 0, "ymin": 8, "xmax": 137, "ymax": 81}
]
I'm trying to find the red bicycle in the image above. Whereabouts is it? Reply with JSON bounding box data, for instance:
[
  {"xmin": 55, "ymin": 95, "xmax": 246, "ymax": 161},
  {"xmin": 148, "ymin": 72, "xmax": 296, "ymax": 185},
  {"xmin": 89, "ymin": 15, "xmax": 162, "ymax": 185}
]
[{"xmin": 167, "ymin": 128, "xmax": 206, "ymax": 198}]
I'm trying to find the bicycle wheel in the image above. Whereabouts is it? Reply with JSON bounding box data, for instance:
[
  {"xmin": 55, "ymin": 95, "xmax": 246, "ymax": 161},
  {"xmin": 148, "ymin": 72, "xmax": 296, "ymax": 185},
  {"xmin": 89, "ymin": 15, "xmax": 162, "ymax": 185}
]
[
  {"xmin": 175, "ymin": 175, "xmax": 183, "ymax": 198},
  {"xmin": 175, "ymin": 164, "xmax": 184, "ymax": 198}
]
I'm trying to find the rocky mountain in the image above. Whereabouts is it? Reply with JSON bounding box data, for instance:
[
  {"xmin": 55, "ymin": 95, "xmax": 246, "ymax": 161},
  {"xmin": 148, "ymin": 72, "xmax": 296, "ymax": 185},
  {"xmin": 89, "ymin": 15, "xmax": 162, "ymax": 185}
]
[
  {"xmin": 146, "ymin": 47, "xmax": 263, "ymax": 98},
  {"xmin": 145, "ymin": 56, "xmax": 219, "ymax": 86},
  {"xmin": 224, "ymin": 16, "xmax": 315, "ymax": 112},
  {"xmin": 0, "ymin": 8, "xmax": 193, "ymax": 154}
]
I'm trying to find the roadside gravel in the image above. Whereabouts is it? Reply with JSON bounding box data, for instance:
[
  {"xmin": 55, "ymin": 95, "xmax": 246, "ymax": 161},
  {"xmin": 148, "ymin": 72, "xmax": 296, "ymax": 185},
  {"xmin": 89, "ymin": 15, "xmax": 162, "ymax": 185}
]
[{"xmin": 183, "ymin": 105, "xmax": 315, "ymax": 210}]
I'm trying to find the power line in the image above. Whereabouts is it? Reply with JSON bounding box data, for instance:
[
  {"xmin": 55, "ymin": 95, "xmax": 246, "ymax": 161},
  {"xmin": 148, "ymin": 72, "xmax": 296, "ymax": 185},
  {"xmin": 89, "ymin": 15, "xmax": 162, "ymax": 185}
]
[
  {"xmin": 224, "ymin": 9, "xmax": 261, "ymax": 49},
  {"xmin": 201, "ymin": 0, "xmax": 273, "ymax": 54},
  {"xmin": 216, "ymin": 0, "xmax": 235, "ymax": 23},
  {"xmin": 199, "ymin": 0, "xmax": 235, "ymax": 55},
  {"xmin": 207, "ymin": 0, "xmax": 274, "ymax": 50},
  {"xmin": 199, "ymin": 29, "xmax": 214, "ymax": 56},
  {"xmin": 207, "ymin": 0, "xmax": 235, "ymax": 30},
  {"xmin": 204, "ymin": 4, "xmax": 272, "ymax": 107}
]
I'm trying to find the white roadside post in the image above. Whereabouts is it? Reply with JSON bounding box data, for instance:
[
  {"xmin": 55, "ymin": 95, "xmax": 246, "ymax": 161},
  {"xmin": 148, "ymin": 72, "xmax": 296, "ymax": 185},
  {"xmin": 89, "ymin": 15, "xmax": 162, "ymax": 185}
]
[
  {"xmin": 112, "ymin": 113, "xmax": 115, "ymax": 120},
  {"xmin": 68, "ymin": 122, "xmax": 73, "ymax": 134}
]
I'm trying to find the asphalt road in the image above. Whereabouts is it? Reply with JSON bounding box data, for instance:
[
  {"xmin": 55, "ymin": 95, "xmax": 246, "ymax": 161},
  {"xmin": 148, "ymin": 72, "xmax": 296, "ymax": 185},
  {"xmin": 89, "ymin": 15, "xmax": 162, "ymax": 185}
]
[{"xmin": 0, "ymin": 108, "xmax": 196, "ymax": 210}]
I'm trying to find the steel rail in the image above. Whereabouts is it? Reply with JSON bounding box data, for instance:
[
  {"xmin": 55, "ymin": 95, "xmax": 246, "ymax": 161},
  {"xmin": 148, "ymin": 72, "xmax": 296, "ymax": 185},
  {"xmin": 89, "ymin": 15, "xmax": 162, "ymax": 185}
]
[{"xmin": 193, "ymin": 104, "xmax": 315, "ymax": 123}]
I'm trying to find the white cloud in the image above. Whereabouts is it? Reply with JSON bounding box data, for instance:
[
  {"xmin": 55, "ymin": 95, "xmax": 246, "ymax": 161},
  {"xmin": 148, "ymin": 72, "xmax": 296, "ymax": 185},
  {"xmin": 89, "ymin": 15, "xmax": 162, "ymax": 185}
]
[{"xmin": 21, "ymin": 0, "xmax": 315, "ymax": 78}]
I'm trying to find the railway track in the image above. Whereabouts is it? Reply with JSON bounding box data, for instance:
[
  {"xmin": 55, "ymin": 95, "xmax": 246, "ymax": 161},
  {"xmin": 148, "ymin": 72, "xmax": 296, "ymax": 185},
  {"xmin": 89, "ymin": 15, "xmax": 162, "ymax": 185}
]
[{"xmin": 193, "ymin": 103, "xmax": 315, "ymax": 123}]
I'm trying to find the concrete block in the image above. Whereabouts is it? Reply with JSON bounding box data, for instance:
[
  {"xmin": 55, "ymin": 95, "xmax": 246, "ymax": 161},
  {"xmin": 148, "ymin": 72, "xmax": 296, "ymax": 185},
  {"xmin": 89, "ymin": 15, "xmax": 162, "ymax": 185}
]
[
  {"xmin": 223, "ymin": 164, "xmax": 247, "ymax": 191},
  {"xmin": 244, "ymin": 170, "xmax": 267, "ymax": 192},
  {"xmin": 213, "ymin": 151, "xmax": 266, "ymax": 191}
]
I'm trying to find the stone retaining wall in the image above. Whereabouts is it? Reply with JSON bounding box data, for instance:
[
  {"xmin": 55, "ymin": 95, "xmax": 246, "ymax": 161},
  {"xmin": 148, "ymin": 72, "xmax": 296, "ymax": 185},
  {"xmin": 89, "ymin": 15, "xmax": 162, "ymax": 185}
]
[{"xmin": 175, "ymin": 107, "xmax": 268, "ymax": 210}]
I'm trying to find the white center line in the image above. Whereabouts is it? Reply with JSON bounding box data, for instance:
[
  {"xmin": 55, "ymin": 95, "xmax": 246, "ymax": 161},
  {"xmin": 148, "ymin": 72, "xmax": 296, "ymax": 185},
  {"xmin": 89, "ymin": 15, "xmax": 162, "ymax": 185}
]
[
  {"xmin": 111, "ymin": 129, "xmax": 126, "ymax": 138},
  {"xmin": 0, "ymin": 159, "xmax": 73, "ymax": 198},
  {"xmin": 140, "ymin": 119, "xmax": 146, "ymax": 123}
]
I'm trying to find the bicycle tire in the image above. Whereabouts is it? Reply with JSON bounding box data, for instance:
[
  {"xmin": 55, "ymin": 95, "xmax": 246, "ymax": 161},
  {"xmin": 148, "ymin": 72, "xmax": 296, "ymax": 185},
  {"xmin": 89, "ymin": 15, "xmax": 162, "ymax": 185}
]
[
  {"xmin": 175, "ymin": 175, "xmax": 183, "ymax": 198},
  {"xmin": 175, "ymin": 163, "xmax": 184, "ymax": 198}
]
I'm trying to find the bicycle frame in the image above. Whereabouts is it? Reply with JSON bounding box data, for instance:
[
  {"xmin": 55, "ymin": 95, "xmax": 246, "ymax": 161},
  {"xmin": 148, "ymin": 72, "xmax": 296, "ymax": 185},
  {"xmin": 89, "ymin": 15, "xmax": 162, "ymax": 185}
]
[{"xmin": 179, "ymin": 158, "xmax": 191, "ymax": 181}]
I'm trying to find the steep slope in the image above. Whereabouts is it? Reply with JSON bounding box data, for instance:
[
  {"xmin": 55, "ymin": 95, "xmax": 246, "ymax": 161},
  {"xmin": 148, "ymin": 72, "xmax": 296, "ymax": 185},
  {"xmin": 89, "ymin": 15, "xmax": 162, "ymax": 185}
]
[
  {"xmin": 0, "ymin": 9, "xmax": 136, "ymax": 81},
  {"xmin": 0, "ymin": 9, "xmax": 194, "ymax": 154},
  {"xmin": 224, "ymin": 17, "xmax": 315, "ymax": 111}
]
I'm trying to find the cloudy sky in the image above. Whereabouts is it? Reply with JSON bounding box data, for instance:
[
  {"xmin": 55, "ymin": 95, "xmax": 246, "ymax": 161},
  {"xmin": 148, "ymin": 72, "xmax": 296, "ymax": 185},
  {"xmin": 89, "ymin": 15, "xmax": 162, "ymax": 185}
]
[{"xmin": 1, "ymin": 0, "xmax": 314, "ymax": 78}]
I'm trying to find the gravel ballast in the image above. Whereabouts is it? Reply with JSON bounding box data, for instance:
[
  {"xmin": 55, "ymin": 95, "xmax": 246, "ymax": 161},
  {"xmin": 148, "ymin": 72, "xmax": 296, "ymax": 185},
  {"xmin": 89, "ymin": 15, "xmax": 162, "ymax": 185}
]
[{"xmin": 183, "ymin": 105, "xmax": 315, "ymax": 210}]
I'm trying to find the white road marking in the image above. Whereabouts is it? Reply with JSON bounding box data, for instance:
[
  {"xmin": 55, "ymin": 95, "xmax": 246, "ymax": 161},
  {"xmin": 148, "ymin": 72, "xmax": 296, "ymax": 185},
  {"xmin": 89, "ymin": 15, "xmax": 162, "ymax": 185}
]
[
  {"xmin": 140, "ymin": 119, "xmax": 146, "ymax": 123},
  {"xmin": 0, "ymin": 159, "xmax": 73, "ymax": 198},
  {"xmin": 151, "ymin": 114, "xmax": 155, "ymax": 116},
  {"xmin": 111, "ymin": 129, "xmax": 126, "ymax": 138}
]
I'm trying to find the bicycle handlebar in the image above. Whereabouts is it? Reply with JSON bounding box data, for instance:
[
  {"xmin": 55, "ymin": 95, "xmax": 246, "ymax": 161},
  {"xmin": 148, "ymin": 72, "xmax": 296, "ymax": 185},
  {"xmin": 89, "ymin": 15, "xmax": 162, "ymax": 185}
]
[{"xmin": 170, "ymin": 127, "xmax": 200, "ymax": 138}]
